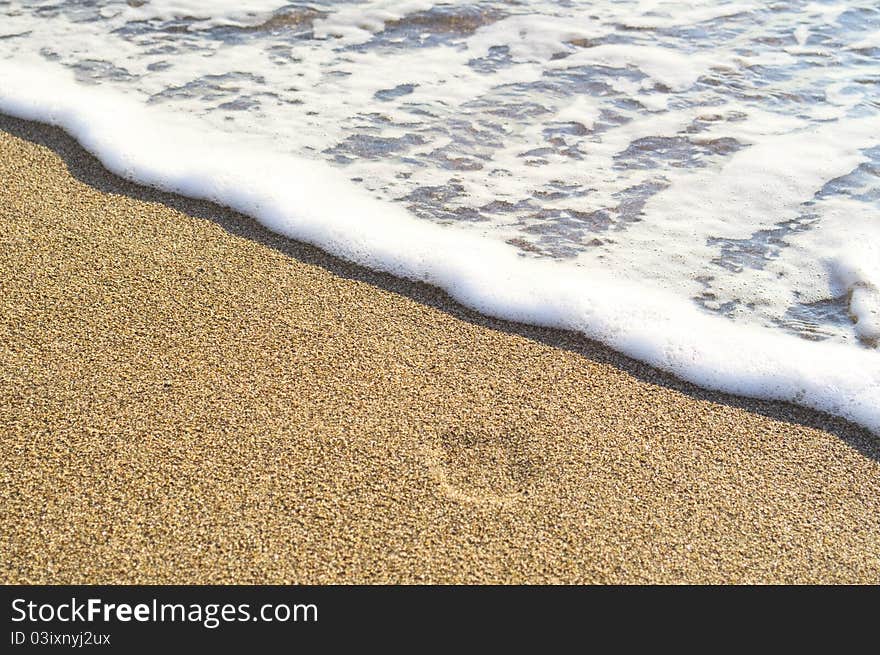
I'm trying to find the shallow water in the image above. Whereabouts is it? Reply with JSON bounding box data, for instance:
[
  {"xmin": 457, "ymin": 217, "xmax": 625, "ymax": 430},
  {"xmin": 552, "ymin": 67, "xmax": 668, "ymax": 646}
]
[{"xmin": 1, "ymin": 1, "xmax": 879, "ymax": 432}]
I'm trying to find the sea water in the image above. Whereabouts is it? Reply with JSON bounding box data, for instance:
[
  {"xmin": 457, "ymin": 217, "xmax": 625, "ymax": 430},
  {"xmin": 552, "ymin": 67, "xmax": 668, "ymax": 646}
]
[{"xmin": 1, "ymin": 1, "xmax": 878, "ymax": 433}]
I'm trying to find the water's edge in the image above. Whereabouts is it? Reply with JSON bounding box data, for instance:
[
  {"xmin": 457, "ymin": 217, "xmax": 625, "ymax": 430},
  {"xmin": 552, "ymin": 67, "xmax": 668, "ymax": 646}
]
[{"xmin": 2, "ymin": 63, "xmax": 877, "ymax": 436}]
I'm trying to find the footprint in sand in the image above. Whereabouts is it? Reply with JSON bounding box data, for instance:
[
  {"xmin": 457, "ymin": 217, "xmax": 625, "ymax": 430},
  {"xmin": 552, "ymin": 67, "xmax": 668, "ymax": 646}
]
[{"xmin": 423, "ymin": 427, "xmax": 544, "ymax": 506}]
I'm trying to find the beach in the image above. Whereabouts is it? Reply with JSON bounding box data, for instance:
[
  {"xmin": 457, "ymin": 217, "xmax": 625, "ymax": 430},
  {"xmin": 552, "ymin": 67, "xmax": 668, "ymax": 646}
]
[{"xmin": 2, "ymin": 114, "xmax": 880, "ymax": 584}]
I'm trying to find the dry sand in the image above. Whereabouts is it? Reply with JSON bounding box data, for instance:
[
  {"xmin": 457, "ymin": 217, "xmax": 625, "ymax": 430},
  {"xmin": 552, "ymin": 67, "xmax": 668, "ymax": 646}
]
[{"xmin": 2, "ymin": 115, "xmax": 880, "ymax": 584}]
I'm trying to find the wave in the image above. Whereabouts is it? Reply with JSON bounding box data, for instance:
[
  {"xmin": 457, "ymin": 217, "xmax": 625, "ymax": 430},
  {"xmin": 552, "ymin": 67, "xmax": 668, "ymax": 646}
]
[{"xmin": 2, "ymin": 60, "xmax": 877, "ymax": 435}]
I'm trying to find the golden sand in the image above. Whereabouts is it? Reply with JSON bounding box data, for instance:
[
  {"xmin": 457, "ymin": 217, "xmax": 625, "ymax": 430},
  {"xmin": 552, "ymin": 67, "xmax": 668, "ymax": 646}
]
[{"xmin": 2, "ymin": 115, "xmax": 880, "ymax": 584}]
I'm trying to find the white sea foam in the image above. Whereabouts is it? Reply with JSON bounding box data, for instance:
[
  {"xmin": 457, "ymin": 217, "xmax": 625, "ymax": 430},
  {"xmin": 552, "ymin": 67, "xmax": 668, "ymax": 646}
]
[
  {"xmin": 548, "ymin": 45, "xmax": 724, "ymax": 92},
  {"xmin": 313, "ymin": 0, "xmax": 437, "ymax": 44},
  {"xmin": 120, "ymin": 1, "xmax": 289, "ymax": 28},
  {"xmin": 1, "ymin": 1, "xmax": 878, "ymax": 434}
]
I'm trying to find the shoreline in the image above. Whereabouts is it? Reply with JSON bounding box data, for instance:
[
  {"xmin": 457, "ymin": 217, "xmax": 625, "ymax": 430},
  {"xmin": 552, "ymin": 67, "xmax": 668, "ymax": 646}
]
[
  {"xmin": 2, "ymin": 114, "xmax": 880, "ymax": 583},
  {"xmin": 3, "ymin": 66, "xmax": 877, "ymax": 436}
]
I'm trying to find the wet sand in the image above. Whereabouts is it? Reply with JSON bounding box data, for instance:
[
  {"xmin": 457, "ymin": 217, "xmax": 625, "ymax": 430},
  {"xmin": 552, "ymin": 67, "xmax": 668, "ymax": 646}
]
[{"xmin": 2, "ymin": 114, "xmax": 880, "ymax": 584}]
